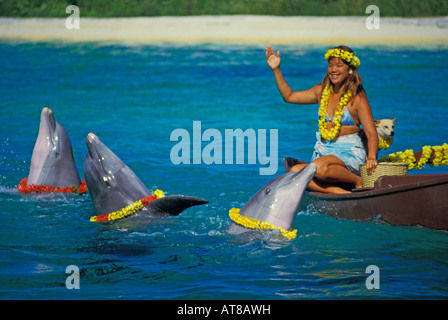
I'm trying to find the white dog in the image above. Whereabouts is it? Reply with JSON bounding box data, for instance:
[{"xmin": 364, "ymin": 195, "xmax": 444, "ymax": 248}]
[
  {"xmin": 360, "ymin": 118, "xmax": 395, "ymax": 154},
  {"xmin": 375, "ymin": 118, "xmax": 395, "ymax": 149}
]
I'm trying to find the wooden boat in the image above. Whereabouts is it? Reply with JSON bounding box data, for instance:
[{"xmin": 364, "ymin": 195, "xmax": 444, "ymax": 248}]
[{"xmin": 284, "ymin": 157, "xmax": 448, "ymax": 230}]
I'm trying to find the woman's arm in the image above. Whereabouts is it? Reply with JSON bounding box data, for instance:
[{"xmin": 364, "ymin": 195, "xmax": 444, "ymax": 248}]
[
  {"xmin": 356, "ymin": 94, "xmax": 378, "ymax": 174},
  {"xmin": 266, "ymin": 46, "xmax": 319, "ymax": 104}
]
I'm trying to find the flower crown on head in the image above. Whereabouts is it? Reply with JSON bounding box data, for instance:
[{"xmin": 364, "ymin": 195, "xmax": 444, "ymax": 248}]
[{"xmin": 325, "ymin": 48, "xmax": 361, "ymax": 70}]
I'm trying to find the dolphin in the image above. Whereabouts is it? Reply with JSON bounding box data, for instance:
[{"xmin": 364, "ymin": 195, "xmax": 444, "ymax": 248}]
[
  {"xmin": 26, "ymin": 107, "xmax": 81, "ymax": 187},
  {"xmin": 84, "ymin": 133, "xmax": 208, "ymax": 218},
  {"xmin": 227, "ymin": 163, "xmax": 317, "ymax": 236}
]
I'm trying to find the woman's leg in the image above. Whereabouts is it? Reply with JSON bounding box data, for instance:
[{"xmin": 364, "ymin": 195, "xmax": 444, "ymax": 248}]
[
  {"xmin": 289, "ymin": 162, "xmax": 349, "ymax": 194},
  {"xmin": 289, "ymin": 155, "xmax": 362, "ymax": 194},
  {"xmin": 313, "ymin": 155, "xmax": 362, "ymax": 189}
]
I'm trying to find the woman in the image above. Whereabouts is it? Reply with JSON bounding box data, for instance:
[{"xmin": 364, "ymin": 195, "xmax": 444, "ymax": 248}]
[{"xmin": 266, "ymin": 45, "xmax": 378, "ymax": 194}]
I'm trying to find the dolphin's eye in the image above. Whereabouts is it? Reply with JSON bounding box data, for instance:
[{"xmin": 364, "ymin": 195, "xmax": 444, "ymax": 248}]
[{"xmin": 265, "ymin": 188, "xmax": 271, "ymax": 194}]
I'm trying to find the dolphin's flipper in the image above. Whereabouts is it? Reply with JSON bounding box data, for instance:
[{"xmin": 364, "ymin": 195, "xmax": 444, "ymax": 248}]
[{"xmin": 148, "ymin": 195, "xmax": 208, "ymax": 216}]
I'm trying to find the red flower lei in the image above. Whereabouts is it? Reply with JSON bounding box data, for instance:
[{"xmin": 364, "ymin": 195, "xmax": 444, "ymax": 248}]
[
  {"xmin": 18, "ymin": 177, "xmax": 88, "ymax": 195},
  {"xmin": 91, "ymin": 195, "xmax": 158, "ymax": 222}
]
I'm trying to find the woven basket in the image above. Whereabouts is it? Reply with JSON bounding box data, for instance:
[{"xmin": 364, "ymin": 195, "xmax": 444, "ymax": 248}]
[{"xmin": 360, "ymin": 162, "xmax": 409, "ymax": 188}]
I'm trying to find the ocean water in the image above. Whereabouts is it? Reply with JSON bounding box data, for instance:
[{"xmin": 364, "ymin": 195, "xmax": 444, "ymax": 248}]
[{"xmin": 0, "ymin": 41, "xmax": 447, "ymax": 300}]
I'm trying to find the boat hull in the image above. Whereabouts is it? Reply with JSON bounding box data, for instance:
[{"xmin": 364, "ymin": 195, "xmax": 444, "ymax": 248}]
[{"xmin": 284, "ymin": 157, "xmax": 448, "ymax": 230}]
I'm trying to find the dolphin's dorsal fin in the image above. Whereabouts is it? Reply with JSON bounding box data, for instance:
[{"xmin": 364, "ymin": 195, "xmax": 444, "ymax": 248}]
[{"xmin": 148, "ymin": 195, "xmax": 208, "ymax": 216}]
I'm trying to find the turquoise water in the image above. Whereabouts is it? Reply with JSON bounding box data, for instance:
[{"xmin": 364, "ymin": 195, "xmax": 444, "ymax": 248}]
[{"xmin": 1, "ymin": 41, "xmax": 447, "ymax": 300}]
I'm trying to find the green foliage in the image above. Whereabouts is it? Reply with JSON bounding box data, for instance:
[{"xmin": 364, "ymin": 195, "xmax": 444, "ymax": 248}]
[{"xmin": 1, "ymin": 0, "xmax": 447, "ymax": 17}]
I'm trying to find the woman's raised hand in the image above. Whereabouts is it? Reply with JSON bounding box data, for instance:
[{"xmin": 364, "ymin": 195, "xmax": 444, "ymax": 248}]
[{"xmin": 266, "ymin": 45, "xmax": 280, "ymax": 70}]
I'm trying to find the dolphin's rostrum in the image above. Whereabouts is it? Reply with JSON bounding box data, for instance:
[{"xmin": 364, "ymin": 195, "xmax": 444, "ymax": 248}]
[
  {"xmin": 27, "ymin": 107, "xmax": 81, "ymax": 188},
  {"xmin": 227, "ymin": 163, "xmax": 317, "ymax": 237}
]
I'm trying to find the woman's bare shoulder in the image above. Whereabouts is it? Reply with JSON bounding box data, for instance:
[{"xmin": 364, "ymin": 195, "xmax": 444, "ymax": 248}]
[
  {"xmin": 313, "ymin": 84, "xmax": 324, "ymax": 98},
  {"xmin": 352, "ymin": 92, "xmax": 370, "ymax": 109}
]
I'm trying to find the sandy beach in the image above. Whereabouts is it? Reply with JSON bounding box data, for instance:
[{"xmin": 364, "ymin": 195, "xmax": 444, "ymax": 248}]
[{"xmin": 1, "ymin": 15, "xmax": 447, "ymax": 45}]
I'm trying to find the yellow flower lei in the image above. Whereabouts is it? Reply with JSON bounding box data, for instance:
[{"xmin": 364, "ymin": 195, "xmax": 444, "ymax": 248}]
[
  {"xmin": 90, "ymin": 189, "xmax": 165, "ymax": 222},
  {"xmin": 433, "ymin": 144, "xmax": 448, "ymax": 167},
  {"xmin": 229, "ymin": 208, "xmax": 297, "ymax": 240},
  {"xmin": 318, "ymin": 86, "xmax": 352, "ymax": 141},
  {"xmin": 417, "ymin": 146, "xmax": 432, "ymax": 169},
  {"xmin": 325, "ymin": 48, "xmax": 361, "ymax": 70},
  {"xmin": 382, "ymin": 143, "xmax": 448, "ymax": 170},
  {"xmin": 378, "ymin": 139, "xmax": 391, "ymax": 150}
]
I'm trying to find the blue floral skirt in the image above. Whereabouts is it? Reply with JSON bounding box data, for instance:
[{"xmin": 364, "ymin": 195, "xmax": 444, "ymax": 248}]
[{"xmin": 311, "ymin": 132, "xmax": 366, "ymax": 175}]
